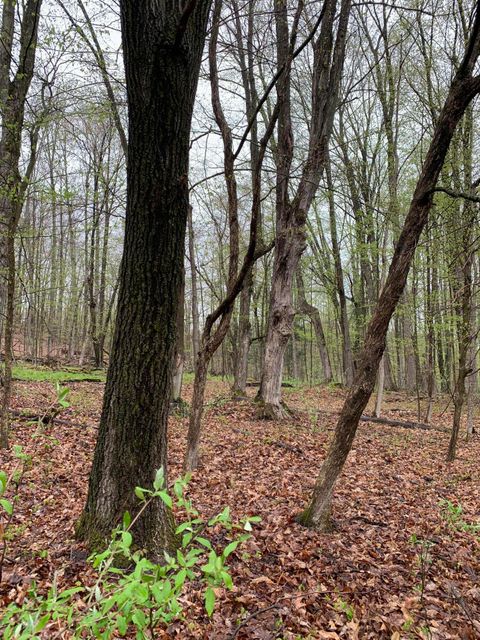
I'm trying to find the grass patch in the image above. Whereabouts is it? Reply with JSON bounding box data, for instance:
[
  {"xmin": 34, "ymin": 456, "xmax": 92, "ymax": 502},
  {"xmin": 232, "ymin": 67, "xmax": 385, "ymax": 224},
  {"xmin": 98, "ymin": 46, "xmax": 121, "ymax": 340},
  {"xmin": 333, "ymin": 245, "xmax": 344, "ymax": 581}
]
[{"xmin": 12, "ymin": 363, "xmax": 105, "ymax": 383}]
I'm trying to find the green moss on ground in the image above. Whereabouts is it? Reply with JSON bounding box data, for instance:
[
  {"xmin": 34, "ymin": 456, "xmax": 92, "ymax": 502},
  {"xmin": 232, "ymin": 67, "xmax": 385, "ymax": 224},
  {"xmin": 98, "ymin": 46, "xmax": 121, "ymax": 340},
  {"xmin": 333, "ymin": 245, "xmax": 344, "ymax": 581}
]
[{"xmin": 12, "ymin": 363, "xmax": 106, "ymax": 383}]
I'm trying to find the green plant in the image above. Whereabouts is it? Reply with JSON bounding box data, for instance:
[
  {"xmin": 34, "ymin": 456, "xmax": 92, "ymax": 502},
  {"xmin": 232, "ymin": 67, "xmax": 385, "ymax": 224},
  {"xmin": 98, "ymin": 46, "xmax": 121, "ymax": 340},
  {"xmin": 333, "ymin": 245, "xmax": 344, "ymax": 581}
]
[
  {"xmin": 333, "ymin": 596, "xmax": 355, "ymax": 621},
  {"xmin": 410, "ymin": 534, "xmax": 435, "ymax": 607},
  {"xmin": 1, "ymin": 468, "xmax": 259, "ymax": 639},
  {"xmin": 12, "ymin": 363, "xmax": 105, "ymax": 384},
  {"xmin": 439, "ymin": 499, "xmax": 480, "ymax": 534}
]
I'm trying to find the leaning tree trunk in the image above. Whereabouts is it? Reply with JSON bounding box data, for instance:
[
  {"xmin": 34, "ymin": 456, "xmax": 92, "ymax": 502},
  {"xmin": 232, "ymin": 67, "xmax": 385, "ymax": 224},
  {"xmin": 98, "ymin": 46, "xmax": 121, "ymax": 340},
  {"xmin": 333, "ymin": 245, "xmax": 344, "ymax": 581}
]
[
  {"xmin": 77, "ymin": 0, "xmax": 212, "ymax": 555},
  {"xmin": 298, "ymin": 22, "xmax": 480, "ymax": 528}
]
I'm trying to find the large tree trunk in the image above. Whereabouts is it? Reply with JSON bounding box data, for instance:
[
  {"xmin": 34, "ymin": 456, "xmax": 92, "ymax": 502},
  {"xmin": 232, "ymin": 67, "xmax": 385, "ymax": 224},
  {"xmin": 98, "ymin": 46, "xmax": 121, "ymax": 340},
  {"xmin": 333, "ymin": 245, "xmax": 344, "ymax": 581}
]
[
  {"xmin": 77, "ymin": 0, "xmax": 212, "ymax": 555},
  {"xmin": 298, "ymin": 21, "xmax": 480, "ymax": 528}
]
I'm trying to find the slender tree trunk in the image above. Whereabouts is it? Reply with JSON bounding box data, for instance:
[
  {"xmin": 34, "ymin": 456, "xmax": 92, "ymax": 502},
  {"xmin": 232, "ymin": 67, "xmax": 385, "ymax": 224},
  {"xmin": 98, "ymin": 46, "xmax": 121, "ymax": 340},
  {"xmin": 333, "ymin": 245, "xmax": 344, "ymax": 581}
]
[
  {"xmin": 0, "ymin": 0, "xmax": 43, "ymax": 448},
  {"xmin": 296, "ymin": 269, "xmax": 333, "ymax": 382},
  {"xmin": 447, "ymin": 250, "xmax": 474, "ymax": 461},
  {"xmin": 232, "ymin": 271, "xmax": 253, "ymax": 397},
  {"xmin": 0, "ymin": 223, "xmax": 14, "ymax": 448},
  {"xmin": 327, "ymin": 161, "xmax": 354, "ymax": 386},
  {"xmin": 231, "ymin": 0, "xmax": 261, "ymax": 397},
  {"xmin": 298, "ymin": 27, "xmax": 480, "ymax": 528}
]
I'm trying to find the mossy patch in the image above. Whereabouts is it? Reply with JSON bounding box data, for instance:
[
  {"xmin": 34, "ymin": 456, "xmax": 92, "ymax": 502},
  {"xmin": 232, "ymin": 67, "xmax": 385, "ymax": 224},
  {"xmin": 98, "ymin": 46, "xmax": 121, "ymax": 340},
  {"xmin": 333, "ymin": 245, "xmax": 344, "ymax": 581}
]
[{"xmin": 13, "ymin": 363, "xmax": 106, "ymax": 383}]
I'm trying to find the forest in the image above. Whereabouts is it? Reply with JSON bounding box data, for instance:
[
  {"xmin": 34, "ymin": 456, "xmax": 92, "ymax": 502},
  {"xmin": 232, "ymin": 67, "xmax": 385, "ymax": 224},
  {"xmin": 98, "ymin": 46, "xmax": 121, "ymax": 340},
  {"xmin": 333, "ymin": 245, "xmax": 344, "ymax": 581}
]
[{"xmin": 0, "ymin": 0, "xmax": 479, "ymax": 638}]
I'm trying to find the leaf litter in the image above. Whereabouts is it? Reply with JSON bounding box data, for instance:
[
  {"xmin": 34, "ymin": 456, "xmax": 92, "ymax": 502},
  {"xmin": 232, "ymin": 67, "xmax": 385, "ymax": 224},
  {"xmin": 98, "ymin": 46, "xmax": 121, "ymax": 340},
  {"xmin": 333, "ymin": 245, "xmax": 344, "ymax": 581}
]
[{"xmin": 0, "ymin": 379, "xmax": 479, "ymax": 639}]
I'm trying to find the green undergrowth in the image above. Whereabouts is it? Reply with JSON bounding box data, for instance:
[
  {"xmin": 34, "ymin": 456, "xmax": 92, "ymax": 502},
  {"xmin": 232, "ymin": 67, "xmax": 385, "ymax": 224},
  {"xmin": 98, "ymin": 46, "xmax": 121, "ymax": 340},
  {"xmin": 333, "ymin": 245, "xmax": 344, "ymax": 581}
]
[{"xmin": 12, "ymin": 363, "xmax": 105, "ymax": 383}]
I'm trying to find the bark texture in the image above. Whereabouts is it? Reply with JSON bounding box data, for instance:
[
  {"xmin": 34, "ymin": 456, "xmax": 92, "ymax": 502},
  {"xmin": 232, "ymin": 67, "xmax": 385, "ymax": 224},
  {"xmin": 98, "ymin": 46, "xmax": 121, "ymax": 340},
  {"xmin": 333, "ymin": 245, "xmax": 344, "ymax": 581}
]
[{"xmin": 77, "ymin": 0, "xmax": 212, "ymax": 554}]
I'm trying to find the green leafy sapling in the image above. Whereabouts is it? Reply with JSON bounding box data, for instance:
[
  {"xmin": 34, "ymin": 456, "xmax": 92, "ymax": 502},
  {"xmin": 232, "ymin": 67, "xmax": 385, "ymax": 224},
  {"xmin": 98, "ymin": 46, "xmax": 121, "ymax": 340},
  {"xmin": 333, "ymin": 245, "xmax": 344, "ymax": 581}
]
[{"xmin": 1, "ymin": 468, "xmax": 260, "ymax": 639}]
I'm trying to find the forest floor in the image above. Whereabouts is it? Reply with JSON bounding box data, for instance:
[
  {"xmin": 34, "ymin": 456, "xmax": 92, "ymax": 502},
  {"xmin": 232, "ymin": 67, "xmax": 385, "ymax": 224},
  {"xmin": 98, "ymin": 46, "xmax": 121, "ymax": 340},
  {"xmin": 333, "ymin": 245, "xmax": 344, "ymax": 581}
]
[{"xmin": 0, "ymin": 373, "xmax": 479, "ymax": 639}]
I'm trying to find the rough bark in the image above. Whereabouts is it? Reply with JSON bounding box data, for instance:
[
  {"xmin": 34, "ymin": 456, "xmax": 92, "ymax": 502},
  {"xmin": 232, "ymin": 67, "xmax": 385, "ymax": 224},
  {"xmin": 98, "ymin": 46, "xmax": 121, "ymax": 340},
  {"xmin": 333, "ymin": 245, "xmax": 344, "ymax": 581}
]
[
  {"xmin": 77, "ymin": 0, "xmax": 212, "ymax": 555},
  {"xmin": 172, "ymin": 264, "xmax": 185, "ymax": 403},
  {"xmin": 187, "ymin": 206, "xmax": 200, "ymax": 366},
  {"xmin": 298, "ymin": 17, "xmax": 480, "ymax": 528}
]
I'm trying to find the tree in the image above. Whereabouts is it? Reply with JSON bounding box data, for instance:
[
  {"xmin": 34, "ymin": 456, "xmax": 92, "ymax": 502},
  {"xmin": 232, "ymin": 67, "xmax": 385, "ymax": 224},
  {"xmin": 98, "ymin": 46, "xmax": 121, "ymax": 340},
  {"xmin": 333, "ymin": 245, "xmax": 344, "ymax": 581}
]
[
  {"xmin": 77, "ymin": 0, "xmax": 212, "ymax": 554},
  {"xmin": 0, "ymin": 0, "xmax": 44, "ymax": 448},
  {"xmin": 257, "ymin": 0, "xmax": 351, "ymax": 417},
  {"xmin": 299, "ymin": 5, "xmax": 480, "ymax": 530}
]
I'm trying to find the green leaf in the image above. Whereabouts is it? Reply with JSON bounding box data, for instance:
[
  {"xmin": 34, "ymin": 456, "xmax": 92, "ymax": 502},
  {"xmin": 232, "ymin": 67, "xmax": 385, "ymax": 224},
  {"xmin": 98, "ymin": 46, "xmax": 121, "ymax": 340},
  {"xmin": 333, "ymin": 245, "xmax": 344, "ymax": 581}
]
[
  {"xmin": 0, "ymin": 498, "xmax": 13, "ymax": 516},
  {"xmin": 0, "ymin": 471, "xmax": 7, "ymax": 496},
  {"xmin": 117, "ymin": 614, "xmax": 128, "ymax": 635},
  {"xmin": 175, "ymin": 568, "xmax": 187, "ymax": 589},
  {"xmin": 222, "ymin": 540, "xmax": 239, "ymax": 558},
  {"xmin": 173, "ymin": 480, "xmax": 184, "ymax": 498},
  {"xmin": 196, "ymin": 536, "xmax": 212, "ymax": 549},
  {"xmin": 205, "ymin": 587, "xmax": 216, "ymax": 616},
  {"xmin": 159, "ymin": 491, "xmax": 173, "ymax": 509},
  {"xmin": 221, "ymin": 570, "xmax": 233, "ymax": 590},
  {"xmin": 121, "ymin": 531, "xmax": 133, "ymax": 548},
  {"xmin": 34, "ymin": 614, "xmax": 51, "ymax": 632},
  {"xmin": 134, "ymin": 487, "xmax": 145, "ymax": 501},
  {"xmin": 123, "ymin": 511, "xmax": 131, "ymax": 529},
  {"xmin": 153, "ymin": 467, "xmax": 165, "ymax": 491},
  {"xmin": 175, "ymin": 521, "xmax": 193, "ymax": 534},
  {"xmin": 132, "ymin": 609, "xmax": 147, "ymax": 628},
  {"xmin": 182, "ymin": 532, "xmax": 193, "ymax": 547}
]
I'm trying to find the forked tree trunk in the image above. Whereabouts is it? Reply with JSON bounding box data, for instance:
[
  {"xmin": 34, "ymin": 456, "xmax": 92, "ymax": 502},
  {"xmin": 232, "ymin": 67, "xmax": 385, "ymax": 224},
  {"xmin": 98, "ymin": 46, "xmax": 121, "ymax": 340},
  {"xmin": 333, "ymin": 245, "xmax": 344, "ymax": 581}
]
[
  {"xmin": 259, "ymin": 227, "xmax": 305, "ymax": 417},
  {"xmin": 77, "ymin": 0, "xmax": 212, "ymax": 555},
  {"xmin": 298, "ymin": 22, "xmax": 480, "ymax": 528},
  {"xmin": 258, "ymin": 0, "xmax": 351, "ymax": 416}
]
